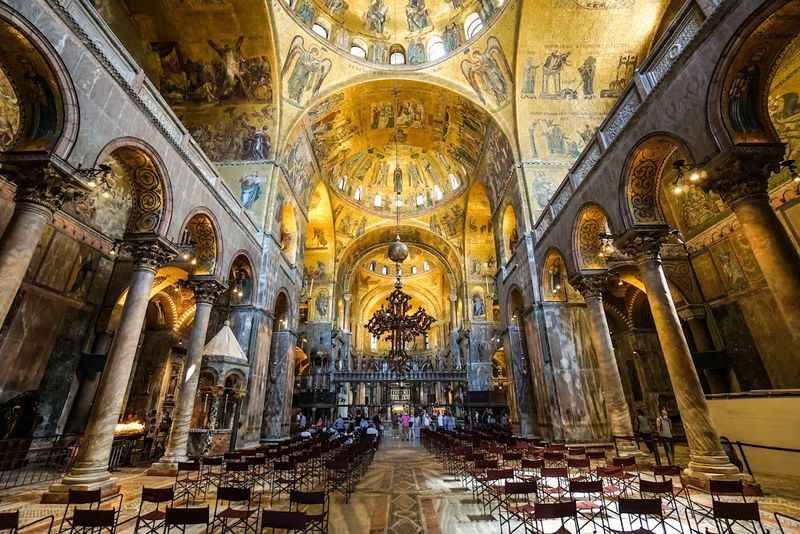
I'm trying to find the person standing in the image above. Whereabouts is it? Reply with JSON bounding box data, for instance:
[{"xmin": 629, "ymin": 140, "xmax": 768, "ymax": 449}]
[
  {"xmin": 437, "ymin": 411, "xmax": 445, "ymax": 431},
  {"xmin": 656, "ymin": 407, "xmax": 674, "ymax": 465},
  {"xmin": 634, "ymin": 408, "xmax": 657, "ymax": 458},
  {"xmin": 401, "ymin": 412, "xmax": 410, "ymax": 440},
  {"xmin": 413, "ymin": 413, "xmax": 420, "ymax": 440}
]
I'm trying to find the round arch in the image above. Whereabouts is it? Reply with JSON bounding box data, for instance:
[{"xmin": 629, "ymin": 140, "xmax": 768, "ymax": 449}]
[
  {"xmin": 93, "ymin": 137, "xmax": 173, "ymax": 238},
  {"xmin": 619, "ymin": 133, "xmax": 693, "ymax": 228},
  {"xmin": 500, "ymin": 203, "xmax": 518, "ymax": 263},
  {"xmin": 572, "ymin": 202, "xmax": 612, "ymax": 273},
  {"xmin": 273, "ymin": 290, "xmax": 292, "ymax": 331},
  {"xmin": 228, "ymin": 252, "xmax": 257, "ymax": 305},
  {"xmin": 707, "ymin": 0, "xmax": 800, "ymax": 149},
  {"xmin": 178, "ymin": 209, "xmax": 221, "ymax": 276},
  {"xmin": 541, "ymin": 247, "xmax": 571, "ymax": 302},
  {"xmin": 0, "ymin": 6, "xmax": 79, "ymax": 157}
]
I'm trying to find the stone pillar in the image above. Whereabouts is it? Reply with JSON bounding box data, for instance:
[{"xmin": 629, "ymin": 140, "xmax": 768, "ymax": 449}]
[
  {"xmin": 261, "ymin": 330, "xmax": 296, "ymax": 440},
  {"xmin": 342, "ymin": 293, "xmax": 352, "ymax": 332},
  {"xmin": 0, "ymin": 159, "xmax": 88, "ymax": 327},
  {"xmin": 571, "ymin": 275, "xmax": 638, "ymax": 456},
  {"xmin": 44, "ymin": 237, "xmax": 176, "ymax": 502},
  {"xmin": 706, "ymin": 145, "xmax": 800, "ymax": 344},
  {"xmin": 677, "ymin": 307, "xmax": 735, "ymax": 394},
  {"xmin": 149, "ymin": 276, "xmax": 225, "ymax": 474},
  {"xmin": 449, "ymin": 293, "xmax": 458, "ymax": 331},
  {"xmin": 617, "ymin": 230, "xmax": 738, "ymax": 479}
]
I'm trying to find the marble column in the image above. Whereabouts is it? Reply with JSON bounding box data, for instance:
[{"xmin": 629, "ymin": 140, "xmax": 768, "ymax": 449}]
[
  {"xmin": 449, "ymin": 293, "xmax": 458, "ymax": 331},
  {"xmin": 149, "ymin": 276, "xmax": 226, "ymax": 474},
  {"xmin": 261, "ymin": 330, "xmax": 297, "ymax": 440},
  {"xmin": 572, "ymin": 274, "xmax": 638, "ymax": 456},
  {"xmin": 44, "ymin": 237, "xmax": 176, "ymax": 502},
  {"xmin": 617, "ymin": 230, "xmax": 738, "ymax": 479},
  {"xmin": 0, "ymin": 160, "xmax": 87, "ymax": 327},
  {"xmin": 706, "ymin": 145, "xmax": 800, "ymax": 343},
  {"xmin": 342, "ymin": 293, "xmax": 352, "ymax": 332}
]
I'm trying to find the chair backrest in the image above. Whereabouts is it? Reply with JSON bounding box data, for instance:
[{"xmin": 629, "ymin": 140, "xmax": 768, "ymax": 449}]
[
  {"xmin": 567, "ymin": 457, "xmax": 590, "ymax": 468},
  {"xmin": 618, "ymin": 498, "xmax": 662, "ymax": 517},
  {"xmin": 246, "ymin": 456, "xmax": 266, "ymax": 466},
  {"xmin": 541, "ymin": 467, "xmax": 568, "ymax": 478},
  {"xmin": 218, "ymin": 486, "xmax": 251, "ymax": 503},
  {"xmin": 72, "ymin": 508, "xmax": 116, "ymax": 528},
  {"xmin": 474, "ymin": 459, "xmax": 498, "ymax": 469},
  {"xmin": 587, "ymin": 450, "xmax": 606, "ymax": 460},
  {"xmin": 713, "ymin": 501, "xmax": 760, "ymax": 521},
  {"xmin": 639, "ymin": 479, "xmax": 674, "ymax": 495},
  {"xmin": 569, "ymin": 479, "xmax": 603, "ymax": 495},
  {"xmin": 613, "ymin": 456, "xmax": 637, "ymax": 468},
  {"xmin": 68, "ymin": 488, "xmax": 101, "ymax": 504},
  {"xmin": 177, "ymin": 461, "xmax": 200, "ymax": 473},
  {"xmin": 534, "ymin": 500, "xmax": 577, "ymax": 520},
  {"xmin": 142, "ymin": 486, "xmax": 174, "ymax": 503},
  {"xmin": 710, "ymin": 479, "xmax": 744, "ymax": 497},
  {"xmin": 505, "ymin": 481, "xmax": 537, "ymax": 496},
  {"xmin": 224, "ymin": 452, "xmax": 241, "ymax": 460},
  {"xmin": 0, "ymin": 511, "xmax": 18, "ymax": 530},
  {"xmin": 226, "ymin": 461, "xmax": 249, "ymax": 472},
  {"xmin": 521, "ymin": 458, "xmax": 543, "ymax": 469},
  {"xmin": 568, "ymin": 447, "xmax": 586, "ymax": 455},
  {"xmin": 290, "ymin": 490, "xmax": 326, "ymax": 505},
  {"xmin": 485, "ymin": 468, "xmax": 514, "ymax": 481},
  {"xmin": 544, "ymin": 451, "xmax": 565, "ymax": 461},
  {"xmin": 165, "ymin": 506, "xmax": 210, "ymax": 526},
  {"xmin": 202, "ymin": 456, "xmax": 223, "ymax": 466},
  {"xmin": 260, "ymin": 510, "xmax": 307, "ymax": 530},
  {"xmin": 652, "ymin": 465, "xmax": 681, "ymax": 477}
]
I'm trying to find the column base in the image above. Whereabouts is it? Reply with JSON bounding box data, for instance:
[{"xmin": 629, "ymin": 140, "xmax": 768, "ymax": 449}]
[
  {"xmin": 147, "ymin": 460, "xmax": 180, "ymax": 477},
  {"xmin": 683, "ymin": 467, "xmax": 761, "ymax": 494},
  {"xmin": 41, "ymin": 478, "xmax": 120, "ymax": 504},
  {"xmin": 616, "ymin": 441, "xmax": 647, "ymax": 459}
]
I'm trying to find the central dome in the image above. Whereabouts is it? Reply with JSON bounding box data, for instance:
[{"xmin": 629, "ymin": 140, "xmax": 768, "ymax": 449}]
[
  {"xmin": 299, "ymin": 80, "xmax": 492, "ymax": 217},
  {"xmin": 281, "ymin": 0, "xmax": 507, "ymax": 66}
]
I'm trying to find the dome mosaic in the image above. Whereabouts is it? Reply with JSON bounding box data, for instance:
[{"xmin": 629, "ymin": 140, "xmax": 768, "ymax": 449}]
[{"xmin": 281, "ymin": 0, "xmax": 507, "ymax": 66}]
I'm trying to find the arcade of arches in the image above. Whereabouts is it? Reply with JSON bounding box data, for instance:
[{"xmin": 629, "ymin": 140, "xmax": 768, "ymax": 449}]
[{"xmin": 0, "ymin": 0, "xmax": 799, "ymax": 528}]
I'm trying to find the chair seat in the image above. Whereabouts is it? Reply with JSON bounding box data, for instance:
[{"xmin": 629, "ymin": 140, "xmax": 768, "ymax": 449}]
[
  {"xmin": 576, "ymin": 500, "xmax": 601, "ymax": 511},
  {"xmin": 218, "ymin": 508, "xmax": 257, "ymax": 520},
  {"xmin": 140, "ymin": 510, "xmax": 166, "ymax": 521},
  {"xmin": 604, "ymin": 484, "xmax": 623, "ymax": 494}
]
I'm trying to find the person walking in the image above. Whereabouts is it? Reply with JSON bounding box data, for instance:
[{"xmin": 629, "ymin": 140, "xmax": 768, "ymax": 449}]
[
  {"xmin": 656, "ymin": 407, "xmax": 674, "ymax": 465},
  {"xmin": 401, "ymin": 412, "xmax": 410, "ymax": 440},
  {"xmin": 634, "ymin": 408, "xmax": 658, "ymax": 458}
]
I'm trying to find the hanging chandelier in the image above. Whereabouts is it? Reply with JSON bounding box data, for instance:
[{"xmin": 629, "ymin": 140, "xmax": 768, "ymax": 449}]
[{"xmin": 365, "ymin": 88, "xmax": 435, "ymax": 373}]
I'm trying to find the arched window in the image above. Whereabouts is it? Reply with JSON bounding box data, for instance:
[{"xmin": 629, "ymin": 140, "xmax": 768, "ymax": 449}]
[
  {"xmin": 423, "ymin": 260, "xmax": 430, "ymax": 272},
  {"xmin": 427, "ymin": 37, "xmax": 446, "ymax": 61},
  {"xmin": 381, "ymin": 265, "xmax": 389, "ymax": 275},
  {"xmin": 411, "ymin": 265, "xmax": 418, "ymax": 275},
  {"xmin": 369, "ymin": 260, "xmax": 376, "ymax": 271},
  {"xmin": 416, "ymin": 194, "xmax": 425, "ymax": 206},
  {"xmin": 449, "ymin": 173, "xmax": 460, "ymax": 190},
  {"xmin": 354, "ymin": 186, "xmax": 363, "ymax": 201},
  {"xmin": 374, "ymin": 193, "xmax": 382, "ymax": 207},
  {"xmin": 338, "ymin": 175, "xmax": 347, "ymax": 190},
  {"xmin": 433, "ymin": 184, "xmax": 443, "ymax": 201},
  {"xmin": 350, "ymin": 45, "xmax": 367, "ymax": 58},
  {"xmin": 390, "ymin": 51, "xmax": 406, "ymax": 65},
  {"xmin": 312, "ymin": 23, "xmax": 329, "ymax": 39},
  {"xmin": 464, "ymin": 13, "xmax": 483, "ymax": 39}
]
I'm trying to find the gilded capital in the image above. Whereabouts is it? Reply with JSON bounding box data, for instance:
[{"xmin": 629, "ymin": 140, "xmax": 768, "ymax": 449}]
[
  {"xmin": 703, "ymin": 144, "xmax": 784, "ymax": 206},
  {"xmin": 1, "ymin": 157, "xmax": 89, "ymax": 214},
  {"xmin": 186, "ymin": 275, "xmax": 227, "ymax": 305},
  {"xmin": 122, "ymin": 235, "xmax": 178, "ymax": 272},
  {"xmin": 570, "ymin": 274, "xmax": 609, "ymax": 301},
  {"xmin": 614, "ymin": 228, "xmax": 670, "ymax": 264}
]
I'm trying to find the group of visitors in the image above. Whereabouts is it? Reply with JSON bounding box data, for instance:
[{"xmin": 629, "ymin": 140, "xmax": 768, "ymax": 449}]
[{"xmin": 633, "ymin": 407, "xmax": 675, "ymax": 463}]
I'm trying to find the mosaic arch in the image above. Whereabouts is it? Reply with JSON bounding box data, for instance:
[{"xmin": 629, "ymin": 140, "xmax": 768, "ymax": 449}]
[
  {"xmin": 228, "ymin": 253, "xmax": 256, "ymax": 305},
  {"xmin": 179, "ymin": 212, "xmax": 220, "ymax": 276},
  {"xmin": 500, "ymin": 203, "xmax": 518, "ymax": 263},
  {"xmin": 62, "ymin": 143, "xmax": 169, "ymax": 241},
  {"xmin": 622, "ymin": 135, "xmax": 689, "ymax": 227},
  {"xmin": 278, "ymin": 0, "xmax": 509, "ymax": 68},
  {"xmin": 573, "ymin": 203, "xmax": 610, "ymax": 272},
  {"xmin": 709, "ymin": 0, "xmax": 800, "ymax": 147},
  {"xmin": 0, "ymin": 12, "xmax": 78, "ymax": 155}
]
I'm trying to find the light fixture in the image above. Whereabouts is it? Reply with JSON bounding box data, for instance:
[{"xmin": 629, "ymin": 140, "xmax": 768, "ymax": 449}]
[
  {"xmin": 76, "ymin": 163, "xmax": 115, "ymax": 198},
  {"xmin": 671, "ymin": 159, "xmax": 707, "ymax": 196}
]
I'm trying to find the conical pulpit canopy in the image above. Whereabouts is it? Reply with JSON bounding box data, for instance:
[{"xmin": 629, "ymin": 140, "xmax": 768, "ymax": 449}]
[{"xmin": 203, "ymin": 321, "xmax": 247, "ymax": 363}]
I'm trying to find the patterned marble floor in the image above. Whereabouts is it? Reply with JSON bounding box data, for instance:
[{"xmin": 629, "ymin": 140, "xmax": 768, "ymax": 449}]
[{"xmin": 1, "ymin": 435, "xmax": 799, "ymax": 532}]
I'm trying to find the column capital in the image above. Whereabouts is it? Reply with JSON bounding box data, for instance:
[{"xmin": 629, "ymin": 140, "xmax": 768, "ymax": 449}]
[
  {"xmin": 677, "ymin": 305, "xmax": 706, "ymax": 322},
  {"xmin": 570, "ymin": 274, "xmax": 609, "ymax": 301},
  {"xmin": 343, "ymin": 293, "xmax": 352, "ymax": 302},
  {"xmin": 121, "ymin": 235, "xmax": 178, "ymax": 273},
  {"xmin": 703, "ymin": 143, "xmax": 785, "ymax": 206},
  {"xmin": 449, "ymin": 293, "xmax": 458, "ymax": 303},
  {"xmin": 614, "ymin": 227, "xmax": 671, "ymax": 264},
  {"xmin": 1, "ymin": 153, "xmax": 89, "ymax": 214},
  {"xmin": 185, "ymin": 275, "xmax": 227, "ymax": 305}
]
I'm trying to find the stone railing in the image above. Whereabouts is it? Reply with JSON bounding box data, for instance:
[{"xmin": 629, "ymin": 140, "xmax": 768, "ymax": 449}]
[
  {"xmin": 333, "ymin": 370, "xmax": 468, "ymax": 383},
  {"xmin": 42, "ymin": 0, "xmax": 263, "ymax": 238},
  {"xmin": 532, "ymin": 0, "xmax": 707, "ymax": 242}
]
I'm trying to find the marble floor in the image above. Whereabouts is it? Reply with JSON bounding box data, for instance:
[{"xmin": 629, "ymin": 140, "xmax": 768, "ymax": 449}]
[{"xmin": 1, "ymin": 435, "xmax": 799, "ymax": 532}]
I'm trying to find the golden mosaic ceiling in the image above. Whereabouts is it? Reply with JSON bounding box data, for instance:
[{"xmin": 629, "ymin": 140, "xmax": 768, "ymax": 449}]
[
  {"xmin": 302, "ymin": 80, "xmax": 490, "ymax": 218},
  {"xmin": 281, "ymin": 0, "xmax": 507, "ymax": 66}
]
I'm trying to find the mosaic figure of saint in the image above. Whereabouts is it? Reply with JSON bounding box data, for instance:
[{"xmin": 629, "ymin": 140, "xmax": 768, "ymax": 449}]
[{"xmin": 366, "ymin": 0, "xmax": 388, "ymax": 34}]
